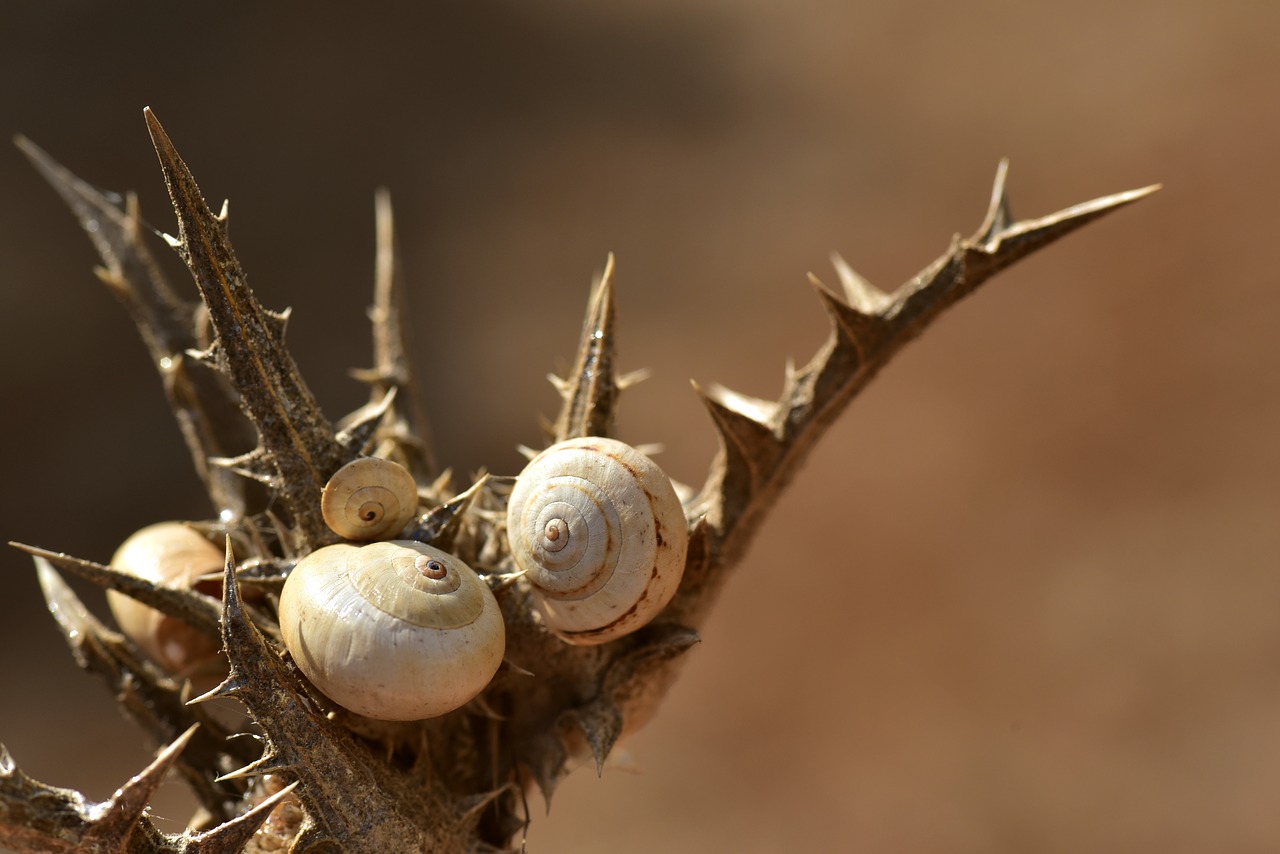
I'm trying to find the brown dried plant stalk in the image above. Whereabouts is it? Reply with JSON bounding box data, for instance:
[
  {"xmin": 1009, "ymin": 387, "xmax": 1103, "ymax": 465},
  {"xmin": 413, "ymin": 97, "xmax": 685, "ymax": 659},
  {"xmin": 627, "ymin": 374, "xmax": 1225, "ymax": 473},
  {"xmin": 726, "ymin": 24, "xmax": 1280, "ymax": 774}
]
[{"xmin": 2, "ymin": 109, "xmax": 1157, "ymax": 853}]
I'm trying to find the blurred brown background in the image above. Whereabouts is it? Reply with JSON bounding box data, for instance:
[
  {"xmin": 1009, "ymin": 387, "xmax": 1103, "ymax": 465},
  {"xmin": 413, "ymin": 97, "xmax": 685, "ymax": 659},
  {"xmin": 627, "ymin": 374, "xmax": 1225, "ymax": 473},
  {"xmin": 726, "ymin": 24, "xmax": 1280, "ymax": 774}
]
[{"xmin": 1, "ymin": 2, "xmax": 1276, "ymax": 852}]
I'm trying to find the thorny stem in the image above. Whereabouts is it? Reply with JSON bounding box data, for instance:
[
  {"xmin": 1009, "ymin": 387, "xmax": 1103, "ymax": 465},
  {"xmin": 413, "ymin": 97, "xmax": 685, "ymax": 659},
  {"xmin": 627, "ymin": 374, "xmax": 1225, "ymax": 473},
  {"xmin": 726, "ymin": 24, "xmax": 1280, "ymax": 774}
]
[
  {"xmin": 3, "ymin": 112, "xmax": 1157, "ymax": 853},
  {"xmin": 675, "ymin": 163, "xmax": 1159, "ymax": 626}
]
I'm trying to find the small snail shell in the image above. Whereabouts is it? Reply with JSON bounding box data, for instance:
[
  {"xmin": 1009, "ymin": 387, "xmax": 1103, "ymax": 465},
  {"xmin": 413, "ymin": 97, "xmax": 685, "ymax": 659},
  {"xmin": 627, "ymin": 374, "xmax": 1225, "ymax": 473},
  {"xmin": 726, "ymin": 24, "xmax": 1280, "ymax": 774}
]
[
  {"xmin": 506, "ymin": 437, "xmax": 688, "ymax": 645},
  {"xmin": 278, "ymin": 540, "xmax": 505, "ymax": 720},
  {"xmin": 321, "ymin": 457, "xmax": 418, "ymax": 541},
  {"xmin": 107, "ymin": 522, "xmax": 224, "ymax": 675}
]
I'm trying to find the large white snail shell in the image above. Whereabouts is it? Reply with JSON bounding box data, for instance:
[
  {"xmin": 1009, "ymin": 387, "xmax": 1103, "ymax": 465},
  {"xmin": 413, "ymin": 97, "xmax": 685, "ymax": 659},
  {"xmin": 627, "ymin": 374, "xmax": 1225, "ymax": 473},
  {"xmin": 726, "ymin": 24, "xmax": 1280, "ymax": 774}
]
[
  {"xmin": 107, "ymin": 522, "xmax": 224, "ymax": 676},
  {"xmin": 278, "ymin": 540, "xmax": 505, "ymax": 720},
  {"xmin": 321, "ymin": 457, "xmax": 419, "ymax": 541},
  {"xmin": 506, "ymin": 437, "xmax": 688, "ymax": 645}
]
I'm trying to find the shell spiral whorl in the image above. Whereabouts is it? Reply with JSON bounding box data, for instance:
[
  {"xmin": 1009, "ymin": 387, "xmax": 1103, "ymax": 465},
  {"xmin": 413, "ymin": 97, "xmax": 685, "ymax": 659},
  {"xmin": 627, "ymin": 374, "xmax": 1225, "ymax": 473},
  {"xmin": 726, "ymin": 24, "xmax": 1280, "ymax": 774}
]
[
  {"xmin": 507, "ymin": 437, "xmax": 688, "ymax": 645},
  {"xmin": 320, "ymin": 457, "xmax": 418, "ymax": 541},
  {"xmin": 278, "ymin": 540, "xmax": 505, "ymax": 720}
]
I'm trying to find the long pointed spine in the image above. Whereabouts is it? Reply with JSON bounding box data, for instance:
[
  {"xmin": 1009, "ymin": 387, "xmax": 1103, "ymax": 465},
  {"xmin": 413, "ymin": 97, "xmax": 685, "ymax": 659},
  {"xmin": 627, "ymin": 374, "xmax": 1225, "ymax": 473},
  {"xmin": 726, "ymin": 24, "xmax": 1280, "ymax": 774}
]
[
  {"xmin": 361, "ymin": 188, "xmax": 438, "ymax": 481},
  {"xmin": 550, "ymin": 254, "xmax": 622, "ymax": 441},
  {"xmin": 14, "ymin": 135, "xmax": 260, "ymax": 521},
  {"xmin": 143, "ymin": 108, "xmax": 348, "ymax": 551}
]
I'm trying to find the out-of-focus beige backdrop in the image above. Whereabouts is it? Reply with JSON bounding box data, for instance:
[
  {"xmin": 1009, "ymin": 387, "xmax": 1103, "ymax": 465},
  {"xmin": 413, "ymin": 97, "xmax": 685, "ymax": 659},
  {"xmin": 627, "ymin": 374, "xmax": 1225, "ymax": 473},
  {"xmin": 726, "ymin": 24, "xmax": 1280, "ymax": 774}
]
[{"xmin": 1, "ymin": 2, "xmax": 1276, "ymax": 852}]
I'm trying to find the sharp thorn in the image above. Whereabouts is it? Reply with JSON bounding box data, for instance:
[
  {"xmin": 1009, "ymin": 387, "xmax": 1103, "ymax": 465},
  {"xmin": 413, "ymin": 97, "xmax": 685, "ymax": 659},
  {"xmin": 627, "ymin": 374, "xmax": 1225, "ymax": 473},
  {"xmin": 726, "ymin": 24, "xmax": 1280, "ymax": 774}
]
[
  {"xmin": 547, "ymin": 373, "xmax": 571, "ymax": 396},
  {"xmin": 185, "ymin": 781, "xmax": 298, "ymax": 853},
  {"xmin": 830, "ymin": 253, "xmax": 892, "ymax": 314},
  {"xmin": 618, "ymin": 368, "xmax": 652, "ymax": 389},
  {"xmin": 214, "ymin": 753, "xmax": 284, "ymax": 783}
]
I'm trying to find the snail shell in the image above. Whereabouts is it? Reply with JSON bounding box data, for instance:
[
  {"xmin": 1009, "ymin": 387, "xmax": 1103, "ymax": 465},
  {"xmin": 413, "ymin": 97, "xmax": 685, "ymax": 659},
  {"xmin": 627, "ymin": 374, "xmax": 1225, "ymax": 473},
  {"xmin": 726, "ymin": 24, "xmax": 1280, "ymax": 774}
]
[
  {"xmin": 278, "ymin": 540, "xmax": 505, "ymax": 720},
  {"xmin": 321, "ymin": 457, "xmax": 419, "ymax": 541},
  {"xmin": 506, "ymin": 437, "xmax": 688, "ymax": 645},
  {"xmin": 107, "ymin": 522, "xmax": 224, "ymax": 675}
]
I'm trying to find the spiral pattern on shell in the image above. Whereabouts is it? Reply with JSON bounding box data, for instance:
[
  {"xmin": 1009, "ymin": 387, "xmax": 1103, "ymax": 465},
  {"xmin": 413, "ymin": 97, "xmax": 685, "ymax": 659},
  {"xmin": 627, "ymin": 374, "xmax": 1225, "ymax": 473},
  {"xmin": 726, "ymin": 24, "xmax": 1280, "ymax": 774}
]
[
  {"xmin": 506, "ymin": 437, "xmax": 688, "ymax": 645},
  {"xmin": 278, "ymin": 540, "xmax": 505, "ymax": 720},
  {"xmin": 321, "ymin": 457, "xmax": 418, "ymax": 541}
]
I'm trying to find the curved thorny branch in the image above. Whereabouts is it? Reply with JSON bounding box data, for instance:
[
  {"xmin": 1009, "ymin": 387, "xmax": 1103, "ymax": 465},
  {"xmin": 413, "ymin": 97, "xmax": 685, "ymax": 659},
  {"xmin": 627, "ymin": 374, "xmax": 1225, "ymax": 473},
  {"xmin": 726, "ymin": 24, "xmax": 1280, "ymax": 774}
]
[{"xmin": 3, "ymin": 110, "xmax": 1157, "ymax": 852}]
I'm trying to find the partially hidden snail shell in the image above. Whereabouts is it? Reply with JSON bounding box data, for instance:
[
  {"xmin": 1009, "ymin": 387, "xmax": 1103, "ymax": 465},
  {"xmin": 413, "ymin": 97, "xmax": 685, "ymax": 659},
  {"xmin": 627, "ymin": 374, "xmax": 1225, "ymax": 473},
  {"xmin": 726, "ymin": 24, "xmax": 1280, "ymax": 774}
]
[
  {"xmin": 107, "ymin": 522, "xmax": 224, "ymax": 676},
  {"xmin": 278, "ymin": 540, "xmax": 505, "ymax": 720},
  {"xmin": 506, "ymin": 437, "xmax": 688, "ymax": 645},
  {"xmin": 321, "ymin": 457, "xmax": 418, "ymax": 541}
]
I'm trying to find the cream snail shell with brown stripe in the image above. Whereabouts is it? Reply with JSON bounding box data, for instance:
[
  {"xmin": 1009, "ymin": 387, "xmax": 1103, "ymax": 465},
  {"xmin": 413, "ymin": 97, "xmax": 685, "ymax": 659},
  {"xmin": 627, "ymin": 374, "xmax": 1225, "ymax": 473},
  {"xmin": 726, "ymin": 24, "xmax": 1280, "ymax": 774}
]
[
  {"xmin": 278, "ymin": 540, "xmax": 505, "ymax": 720},
  {"xmin": 506, "ymin": 437, "xmax": 688, "ymax": 645}
]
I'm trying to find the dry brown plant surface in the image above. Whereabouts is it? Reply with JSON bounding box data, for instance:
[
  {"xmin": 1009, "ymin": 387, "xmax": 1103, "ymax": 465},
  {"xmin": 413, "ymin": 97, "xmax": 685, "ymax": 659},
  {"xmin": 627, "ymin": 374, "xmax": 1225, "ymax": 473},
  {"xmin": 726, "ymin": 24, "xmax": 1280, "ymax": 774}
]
[{"xmin": 1, "ymin": 108, "xmax": 1152, "ymax": 851}]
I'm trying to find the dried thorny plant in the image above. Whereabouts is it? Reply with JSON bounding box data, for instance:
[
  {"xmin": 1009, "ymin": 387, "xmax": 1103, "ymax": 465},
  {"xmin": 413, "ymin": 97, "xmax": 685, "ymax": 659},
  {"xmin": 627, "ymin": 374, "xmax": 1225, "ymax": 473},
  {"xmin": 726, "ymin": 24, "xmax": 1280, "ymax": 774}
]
[{"xmin": 1, "ymin": 109, "xmax": 1157, "ymax": 853}]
